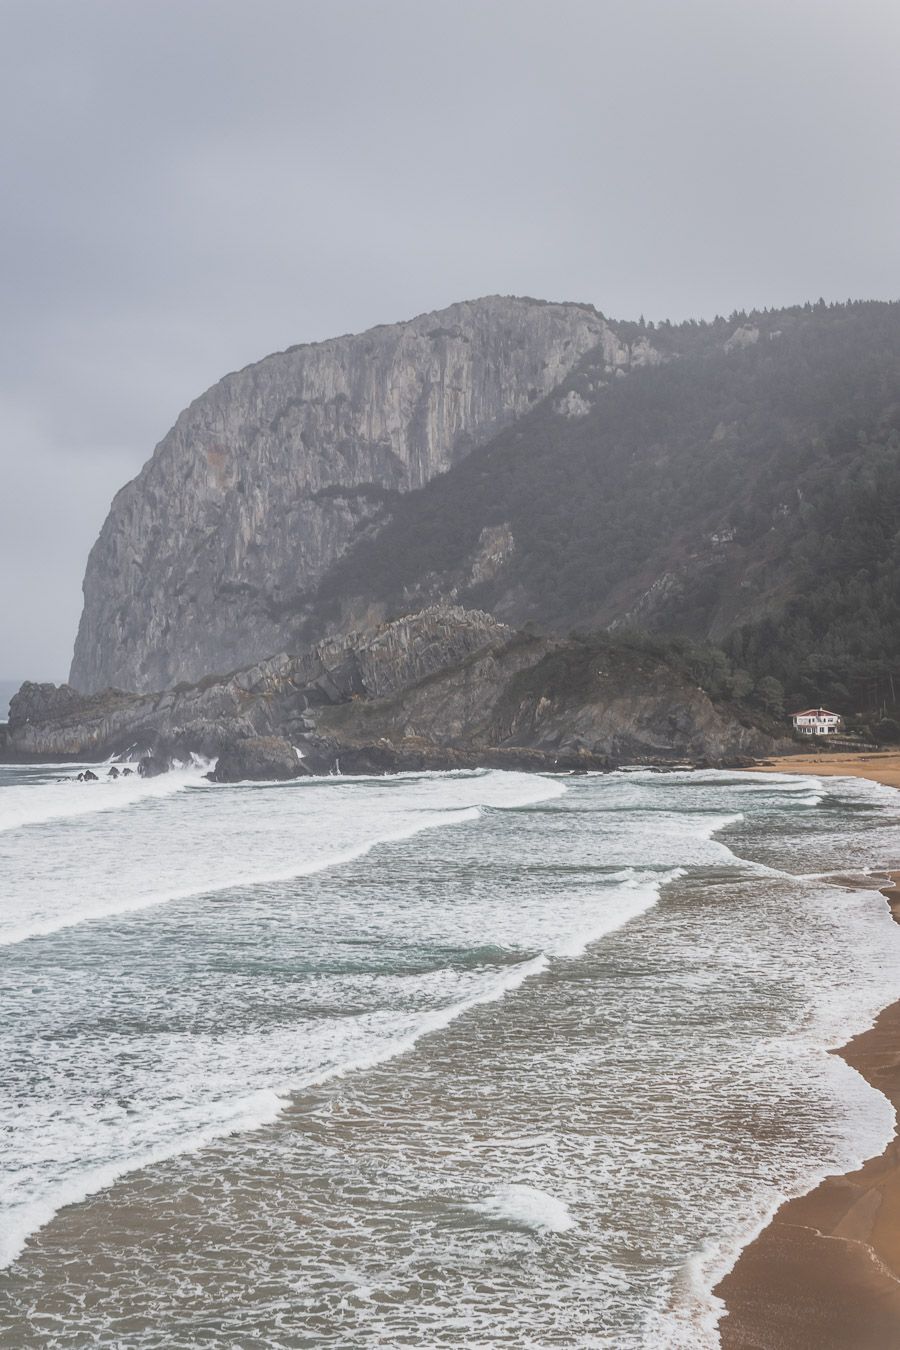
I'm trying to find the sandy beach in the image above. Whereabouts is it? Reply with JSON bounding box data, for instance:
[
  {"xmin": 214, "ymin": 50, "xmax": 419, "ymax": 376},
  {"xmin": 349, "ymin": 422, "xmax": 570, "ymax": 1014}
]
[
  {"xmin": 717, "ymin": 751, "xmax": 900, "ymax": 1349},
  {"xmin": 749, "ymin": 749, "xmax": 900, "ymax": 791}
]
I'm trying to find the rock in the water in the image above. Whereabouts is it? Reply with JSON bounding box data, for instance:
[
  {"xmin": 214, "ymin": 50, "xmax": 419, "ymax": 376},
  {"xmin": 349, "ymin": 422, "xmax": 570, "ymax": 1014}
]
[
  {"xmin": 81, "ymin": 769, "xmax": 98, "ymax": 781},
  {"xmin": 137, "ymin": 754, "xmax": 168, "ymax": 778},
  {"xmin": 208, "ymin": 736, "xmax": 308, "ymax": 783}
]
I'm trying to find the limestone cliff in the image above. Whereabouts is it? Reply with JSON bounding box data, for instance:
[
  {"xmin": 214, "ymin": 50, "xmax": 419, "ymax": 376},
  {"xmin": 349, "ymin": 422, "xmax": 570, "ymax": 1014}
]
[{"xmin": 71, "ymin": 297, "xmax": 607, "ymax": 693}]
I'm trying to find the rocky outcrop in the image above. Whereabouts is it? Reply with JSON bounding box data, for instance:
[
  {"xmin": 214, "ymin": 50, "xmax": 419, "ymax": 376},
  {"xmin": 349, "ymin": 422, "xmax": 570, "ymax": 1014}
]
[
  {"xmin": 12, "ymin": 606, "xmax": 510, "ymax": 763},
  {"xmin": 11, "ymin": 606, "xmax": 780, "ymax": 774},
  {"xmin": 316, "ymin": 631, "xmax": 774, "ymax": 765},
  {"xmin": 724, "ymin": 324, "xmax": 760, "ymax": 351},
  {"xmin": 209, "ymin": 737, "xmax": 308, "ymax": 783},
  {"xmin": 71, "ymin": 297, "xmax": 608, "ymax": 693}
]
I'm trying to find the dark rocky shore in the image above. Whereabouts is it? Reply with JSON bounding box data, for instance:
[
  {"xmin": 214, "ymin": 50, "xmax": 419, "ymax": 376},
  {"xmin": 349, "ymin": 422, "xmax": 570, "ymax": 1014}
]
[{"xmin": 2, "ymin": 605, "xmax": 779, "ymax": 781}]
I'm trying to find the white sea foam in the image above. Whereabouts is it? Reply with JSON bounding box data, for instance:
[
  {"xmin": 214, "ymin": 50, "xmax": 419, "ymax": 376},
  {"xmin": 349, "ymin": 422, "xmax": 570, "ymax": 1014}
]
[
  {"xmin": 0, "ymin": 1088, "xmax": 286, "ymax": 1270},
  {"xmin": 298, "ymin": 954, "xmax": 549, "ymax": 1092},
  {"xmin": 3, "ymin": 765, "xmax": 900, "ymax": 1347},
  {"xmin": 0, "ymin": 763, "xmax": 205, "ymax": 834},
  {"xmin": 1, "ymin": 770, "xmax": 572, "ymax": 1266},
  {"xmin": 648, "ymin": 876, "xmax": 900, "ymax": 1349},
  {"xmin": 1, "ymin": 953, "xmax": 548, "ymax": 1269},
  {"xmin": 0, "ymin": 806, "xmax": 483, "ymax": 947},
  {"xmin": 547, "ymin": 869, "xmax": 682, "ymax": 958},
  {"xmin": 648, "ymin": 1051, "xmax": 898, "ymax": 1349},
  {"xmin": 469, "ymin": 1183, "xmax": 575, "ymax": 1233},
  {"xmin": 0, "ymin": 769, "xmax": 565, "ymax": 947}
]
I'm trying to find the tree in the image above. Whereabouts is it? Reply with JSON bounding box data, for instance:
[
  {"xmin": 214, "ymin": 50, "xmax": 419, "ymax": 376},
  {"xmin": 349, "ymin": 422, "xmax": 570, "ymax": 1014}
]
[
  {"xmin": 727, "ymin": 668, "xmax": 754, "ymax": 700},
  {"xmin": 755, "ymin": 676, "xmax": 785, "ymax": 717}
]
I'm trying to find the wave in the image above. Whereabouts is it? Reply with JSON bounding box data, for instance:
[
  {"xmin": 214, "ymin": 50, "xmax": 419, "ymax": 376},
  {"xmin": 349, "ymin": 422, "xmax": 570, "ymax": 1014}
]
[
  {"xmin": 704, "ymin": 811, "xmax": 744, "ymax": 831},
  {"xmin": 547, "ymin": 868, "xmax": 684, "ymax": 958},
  {"xmin": 0, "ymin": 848, "xmax": 667, "ymax": 1270},
  {"xmin": 646, "ymin": 888, "xmax": 900, "ymax": 1349},
  {"xmin": 619, "ymin": 766, "xmax": 827, "ymax": 804},
  {"xmin": 0, "ymin": 805, "xmax": 482, "ymax": 948},
  {"xmin": 1, "ymin": 952, "xmax": 548, "ymax": 1270},
  {"xmin": 297, "ymin": 953, "xmax": 549, "ymax": 1093},
  {"xmin": 0, "ymin": 771, "xmax": 567, "ymax": 949},
  {"xmin": 0, "ymin": 1087, "xmax": 285, "ymax": 1270},
  {"xmin": 5, "ymin": 763, "xmax": 897, "ymax": 1347},
  {"xmin": 0, "ymin": 765, "xmax": 207, "ymax": 835}
]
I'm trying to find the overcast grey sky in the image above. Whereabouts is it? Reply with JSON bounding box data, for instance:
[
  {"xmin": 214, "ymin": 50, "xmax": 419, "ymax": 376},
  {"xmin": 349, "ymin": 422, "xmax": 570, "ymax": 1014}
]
[{"xmin": 2, "ymin": 0, "xmax": 899, "ymax": 679}]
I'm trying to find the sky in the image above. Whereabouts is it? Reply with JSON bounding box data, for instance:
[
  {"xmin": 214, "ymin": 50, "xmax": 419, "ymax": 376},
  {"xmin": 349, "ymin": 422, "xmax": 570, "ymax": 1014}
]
[{"xmin": 2, "ymin": 0, "xmax": 899, "ymax": 679}]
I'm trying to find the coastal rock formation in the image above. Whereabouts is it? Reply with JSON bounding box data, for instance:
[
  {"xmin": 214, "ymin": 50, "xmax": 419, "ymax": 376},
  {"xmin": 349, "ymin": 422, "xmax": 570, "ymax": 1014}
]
[
  {"xmin": 317, "ymin": 628, "xmax": 773, "ymax": 765},
  {"xmin": 209, "ymin": 736, "xmax": 308, "ymax": 783},
  {"xmin": 11, "ymin": 606, "xmax": 779, "ymax": 773},
  {"xmin": 71, "ymin": 297, "xmax": 609, "ymax": 693},
  {"xmin": 14, "ymin": 607, "xmax": 510, "ymax": 763}
]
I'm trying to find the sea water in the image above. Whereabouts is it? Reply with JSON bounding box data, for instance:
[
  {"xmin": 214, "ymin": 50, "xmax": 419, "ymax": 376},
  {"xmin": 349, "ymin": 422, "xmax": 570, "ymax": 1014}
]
[{"xmin": 0, "ymin": 764, "xmax": 898, "ymax": 1346}]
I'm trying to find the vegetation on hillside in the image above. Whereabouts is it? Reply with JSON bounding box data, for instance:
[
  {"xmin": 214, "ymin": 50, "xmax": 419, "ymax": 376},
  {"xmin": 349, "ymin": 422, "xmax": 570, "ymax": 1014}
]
[
  {"xmin": 724, "ymin": 424, "xmax": 900, "ymax": 715},
  {"xmin": 312, "ymin": 300, "xmax": 900, "ymax": 718}
]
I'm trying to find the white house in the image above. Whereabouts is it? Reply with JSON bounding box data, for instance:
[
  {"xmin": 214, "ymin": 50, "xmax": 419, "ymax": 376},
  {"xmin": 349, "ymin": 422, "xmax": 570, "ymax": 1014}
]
[{"xmin": 791, "ymin": 707, "xmax": 842, "ymax": 736}]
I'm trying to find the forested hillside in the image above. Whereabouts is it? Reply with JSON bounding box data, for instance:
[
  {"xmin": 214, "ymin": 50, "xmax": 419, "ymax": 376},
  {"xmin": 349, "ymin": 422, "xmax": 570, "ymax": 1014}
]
[{"xmin": 310, "ymin": 301, "xmax": 900, "ymax": 717}]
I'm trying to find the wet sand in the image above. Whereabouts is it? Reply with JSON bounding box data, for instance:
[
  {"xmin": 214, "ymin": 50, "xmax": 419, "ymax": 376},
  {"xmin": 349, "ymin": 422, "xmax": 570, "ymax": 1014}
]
[
  {"xmin": 750, "ymin": 749, "xmax": 900, "ymax": 791},
  {"xmin": 717, "ymin": 752, "xmax": 900, "ymax": 1349}
]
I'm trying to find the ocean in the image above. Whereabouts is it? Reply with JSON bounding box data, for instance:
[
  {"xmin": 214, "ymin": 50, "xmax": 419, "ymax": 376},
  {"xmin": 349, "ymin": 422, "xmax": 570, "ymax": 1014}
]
[{"xmin": 1, "ymin": 763, "xmax": 898, "ymax": 1347}]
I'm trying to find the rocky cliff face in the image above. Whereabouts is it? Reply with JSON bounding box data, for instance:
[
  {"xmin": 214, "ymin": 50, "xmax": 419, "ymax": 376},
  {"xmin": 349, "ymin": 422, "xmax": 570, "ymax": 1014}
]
[
  {"xmin": 16, "ymin": 606, "xmax": 778, "ymax": 772},
  {"xmin": 317, "ymin": 627, "xmax": 775, "ymax": 765},
  {"xmin": 20, "ymin": 607, "xmax": 508, "ymax": 761},
  {"xmin": 71, "ymin": 297, "xmax": 607, "ymax": 693}
]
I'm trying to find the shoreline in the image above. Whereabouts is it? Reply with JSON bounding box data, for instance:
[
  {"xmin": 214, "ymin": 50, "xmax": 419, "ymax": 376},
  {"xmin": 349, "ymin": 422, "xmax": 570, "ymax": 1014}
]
[
  {"xmin": 716, "ymin": 751, "xmax": 900, "ymax": 1349},
  {"xmin": 748, "ymin": 747, "xmax": 900, "ymax": 791}
]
